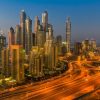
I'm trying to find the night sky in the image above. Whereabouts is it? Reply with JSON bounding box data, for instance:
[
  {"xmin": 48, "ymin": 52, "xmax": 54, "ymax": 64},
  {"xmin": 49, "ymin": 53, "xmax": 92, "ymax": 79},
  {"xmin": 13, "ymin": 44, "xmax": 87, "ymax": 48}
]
[{"xmin": 0, "ymin": 0, "xmax": 100, "ymax": 43}]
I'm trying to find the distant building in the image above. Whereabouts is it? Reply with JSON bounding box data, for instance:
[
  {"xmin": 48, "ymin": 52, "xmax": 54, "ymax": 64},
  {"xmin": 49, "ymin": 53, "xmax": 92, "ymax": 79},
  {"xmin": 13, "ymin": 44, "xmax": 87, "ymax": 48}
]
[
  {"xmin": 0, "ymin": 34, "xmax": 6, "ymax": 67},
  {"xmin": 29, "ymin": 46, "xmax": 44, "ymax": 77},
  {"xmin": 56, "ymin": 35, "xmax": 62, "ymax": 55},
  {"xmin": 1, "ymin": 48, "xmax": 10, "ymax": 78},
  {"xmin": 25, "ymin": 16, "xmax": 32, "ymax": 54},
  {"xmin": 46, "ymin": 25, "xmax": 53, "ymax": 40},
  {"xmin": 56, "ymin": 35, "xmax": 62, "ymax": 45},
  {"xmin": 74, "ymin": 39, "xmax": 97, "ymax": 56},
  {"xmin": 45, "ymin": 41, "xmax": 58, "ymax": 70},
  {"xmin": 62, "ymin": 42, "xmax": 67, "ymax": 56},
  {"xmin": 35, "ymin": 31, "xmax": 46, "ymax": 47},
  {"xmin": 44, "ymin": 28, "xmax": 58, "ymax": 70},
  {"xmin": 90, "ymin": 39, "xmax": 97, "ymax": 50},
  {"xmin": 82, "ymin": 39, "xmax": 90, "ymax": 51},
  {"xmin": 66, "ymin": 17, "xmax": 71, "ymax": 53},
  {"xmin": 8, "ymin": 27, "xmax": 15, "ymax": 47},
  {"xmin": 74, "ymin": 42, "xmax": 82, "ymax": 55},
  {"xmin": 10, "ymin": 45, "xmax": 25, "ymax": 82},
  {"xmin": 42, "ymin": 11, "xmax": 48, "ymax": 32},
  {"xmin": 20, "ymin": 10, "xmax": 26, "ymax": 49},
  {"xmin": 34, "ymin": 16, "xmax": 40, "ymax": 33},
  {"xmin": 15, "ymin": 25, "xmax": 21, "ymax": 44}
]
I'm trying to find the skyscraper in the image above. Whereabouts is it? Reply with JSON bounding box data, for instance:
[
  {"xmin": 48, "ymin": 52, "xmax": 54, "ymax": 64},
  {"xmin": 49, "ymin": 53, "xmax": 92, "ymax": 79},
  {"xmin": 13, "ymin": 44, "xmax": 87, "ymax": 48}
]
[
  {"xmin": 90, "ymin": 39, "xmax": 97, "ymax": 50},
  {"xmin": 0, "ymin": 33, "xmax": 6, "ymax": 68},
  {"xmin": 10, "ymin": 45, "xmax": 25, "ymax": 82},
  {"xmin": 74, "ymin": 42, "xmax": 82, "ymax": 55},
  {"xmin": 32, "ymin": 33, "xmax": 35, "ymax": 46},
  {"xmin": 34, "ymin": 16, "xmax": 40, "ymax": 33},
  {"xmin": 20, "ymin": 10, "xmax": 26, "ymax": 49},
  {"xmin": 8, "ymin": 27, "xmax": 15, "ymax": 47},
  {"xmin": 46, "ymin": 25, "xmax": 53, "ymax": 40},
  {"xmin": 82, "ymin": 39, "xmax": 90, "ymax": 51},
  {"xmin": 35, "ymin": 22, "xmax": 45, "ymax": 46},
  {"xmin": 56, "ymin": 35, "xmax": 62, "ymax": 55},
  {"xmin": 15, "ymin": 25, "xmax": 21, "ymax": 44},
  {"xmin": 56, "ymin": 35, "xmax": 62, "ymax": 45},
  {"xmin": 44, "ymin": 26, "xmax": 58, "ymax": 70},
  {"xmin": 1, "ymin": 48, "xmax": 10, "ymax": 78},
  {"xmin": 44, "ymin": 41, "xmax": 58, "ymax": 70},
  {"xmin": 25, "ymin": 16, "xmax": 32, "ymax": 54},
  {"xmin": 29, "ymin": 46, "xmax": 44, "ymax": 77},
  {"xmin": 0, "ymin": 33, "xmax": 6, "ymax": 52},
  {"xmin": 66, "ymin": 17, "xmax": 71, "ymax": 53},
  {"xmin": 42, "ymin": 11, "xmax": 48, "ymax": 32},
  {"xmin": 35, "ymin": 31, "xmax": 45, "ymax": 47}
]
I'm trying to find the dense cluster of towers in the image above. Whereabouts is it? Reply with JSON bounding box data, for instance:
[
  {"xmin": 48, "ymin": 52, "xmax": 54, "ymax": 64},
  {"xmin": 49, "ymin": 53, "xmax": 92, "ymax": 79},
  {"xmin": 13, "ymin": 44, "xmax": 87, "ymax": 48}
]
[
  {"xmin": 0, "ymin": 10, "xmax": 98, "ymax": 84},
  {"xmin": 0, "ymin": 10, "xmax": 72, "ymax": 83}
]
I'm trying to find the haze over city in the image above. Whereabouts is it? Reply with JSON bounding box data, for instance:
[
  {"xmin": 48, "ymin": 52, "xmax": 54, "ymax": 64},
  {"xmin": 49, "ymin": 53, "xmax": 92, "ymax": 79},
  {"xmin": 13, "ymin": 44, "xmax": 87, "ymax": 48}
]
[{"xmin": 0, "ymin": 0, "xmax": 100, "ymax": 42}]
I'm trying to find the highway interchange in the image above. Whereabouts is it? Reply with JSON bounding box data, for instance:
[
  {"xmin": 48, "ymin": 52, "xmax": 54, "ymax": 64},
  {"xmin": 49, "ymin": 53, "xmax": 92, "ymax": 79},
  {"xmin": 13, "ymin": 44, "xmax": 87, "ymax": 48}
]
[{"xmin": 0, "ymin": 60, "xmax": 100, "ymax": 100}]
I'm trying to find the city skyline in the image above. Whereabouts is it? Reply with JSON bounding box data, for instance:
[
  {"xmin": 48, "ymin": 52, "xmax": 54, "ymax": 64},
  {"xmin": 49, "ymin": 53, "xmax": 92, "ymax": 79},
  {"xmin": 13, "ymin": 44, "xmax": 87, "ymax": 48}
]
[
  {"xmin": 0, "ymin": 1, "xmax": 100, "ymax": 99},
  {"xmin": 0, "ymin": 0, "xmax": 100, "ymax": 43}
]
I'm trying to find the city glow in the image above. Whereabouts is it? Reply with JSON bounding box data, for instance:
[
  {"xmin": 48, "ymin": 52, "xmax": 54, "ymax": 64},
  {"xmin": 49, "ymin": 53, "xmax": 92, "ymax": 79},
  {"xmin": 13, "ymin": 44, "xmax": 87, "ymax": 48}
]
[{"xmin": 0, "ymin": 0, "xmax": 100, "ymax": 100}]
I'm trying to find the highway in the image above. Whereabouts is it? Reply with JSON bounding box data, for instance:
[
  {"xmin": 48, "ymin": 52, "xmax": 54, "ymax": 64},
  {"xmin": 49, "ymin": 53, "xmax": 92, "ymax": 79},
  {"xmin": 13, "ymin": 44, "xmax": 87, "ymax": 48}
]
[
  {"xmin": 23, "ymin": 73, "xmax": 100, "ymax": 100},
  {"xmin": 0, "ymin": 61, "xmax": 100, "ymax": 100},
  {"xmin": 0, "ymin": 74, "xmax": 82, "ymax": 100}
]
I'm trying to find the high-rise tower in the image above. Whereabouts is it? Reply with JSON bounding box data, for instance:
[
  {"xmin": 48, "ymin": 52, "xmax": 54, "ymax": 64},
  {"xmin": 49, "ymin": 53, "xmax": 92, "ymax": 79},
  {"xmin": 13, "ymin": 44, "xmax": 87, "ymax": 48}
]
[
  {"xmin": 42, "ymin": 11, "xmax": 48, "ymax": 32},
  {"xmin": 10, "ymin": 45, "xmax": 25, "ymax": 82},
  {"xmin": 15, "ymin": 25, "xmax": 21, "ymax": 44},
  {"xmin": 44, "ymin": 25, "xmax": 58, "ymax": 70},
  {"xmin": 20, "ymin": 10, "xmax": 26, "ymax": 49},
  {"xmin": 0, "ymin": 33, "xmax": 6, "ymax": 67},
  {"xmin": 66, "ymin": 17, "xmax": 71, "ymax": 53},
  {"xmin": 1, "ymin": 48, "xmax": 10, "ymax": 78},
  {"xmin": 8, "ymin": 27, "xmax": 15, "ymax": 47},
  {"xmin": 29, "ymin": 46, "xmax": 44, "ymax": 77},
  {"xmin": 34, "ymin": 16, "xmax": 40, "ymax": 33},
  {"xmin": 25, "ymin": 16, "xmax": 32, "ymax": 54}
]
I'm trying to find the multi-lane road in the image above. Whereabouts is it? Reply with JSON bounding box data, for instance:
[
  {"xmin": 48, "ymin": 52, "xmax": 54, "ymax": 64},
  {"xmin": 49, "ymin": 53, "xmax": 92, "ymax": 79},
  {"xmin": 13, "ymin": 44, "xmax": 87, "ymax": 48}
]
[
  {"xmin": 0, "ymin": 61, "xmax": 100, "ymax": 100},
  {"xmin": 27, "ymin": 74, "xmax": 100, "ymax": 100}
]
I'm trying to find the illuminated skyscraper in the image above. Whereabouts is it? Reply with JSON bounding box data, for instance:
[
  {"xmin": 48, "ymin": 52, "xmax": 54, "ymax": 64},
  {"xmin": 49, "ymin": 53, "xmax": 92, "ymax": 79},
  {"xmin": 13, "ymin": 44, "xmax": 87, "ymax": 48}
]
[
  {"xmin": 10, "ymin": 45, "xmax": 25, "ymax": 82},
  {"xmin": 0, "ymin": 33, "xmax": 6, "ymax": 51},
  {"xmin": 8, "ymin": 27, "xmax": 15, "ymax": 47},
  {"xmin": 56, "ymin": 35, "xmax": 62, "ymax": 55},
  {"xmin": 1, "ymin": 48, "xmax": 10, "ymax": 77},
  {"xmin": 25, "ymin": 16, "xmax": 32, "ymax": 54},
  {"xmin": 34, "ymin": 16, "xmax": 40, "ymax": 33},
  {"xmin": 82, "ymin": 39, "xmax": 90, "ymax": 51},
  {"xmin": 42, "ymin": 11, "xmax": 48, "ymax": 32},
  {"xmin": 44, "ymin": 26, "xmax": 58, "ymax": 70},
  {"xmin": 35, "ymin": 31, "xmax": 45, "ymax": 47},
  {"xmin": 82, "ymin": 39, "xmax": 97, "ymax": 52},
  {"xmin": 90, "ymin": 39, "xmax": 97, "ymax": 50},
  {"xmin": 29, "ymin": 46, "xmax": 44, "ymax": 77},
  {"xmin": 0, "ymin": 33, "xmax": 6, "ymax": 68},
  {"xmin": 66, "ymin": 17, "xmax": 71, "ymax": 53},
  {"xmin": 20, "ymin": 10, "xmax": 26, "ymax": 49},
  {"xmin": 62, "ymin": 42, "xmax": 67, "ymax": 56},
  {"xmin": 15, "ymin": 25, "xmax": 21, "ymax": 44},
  {"xmin": 46, "ymin": 25, "xmax": 53, "ymax": 41},
  {"xmin": 45, "ymin": 41, "xmax": 58, "ymax": 70}
]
